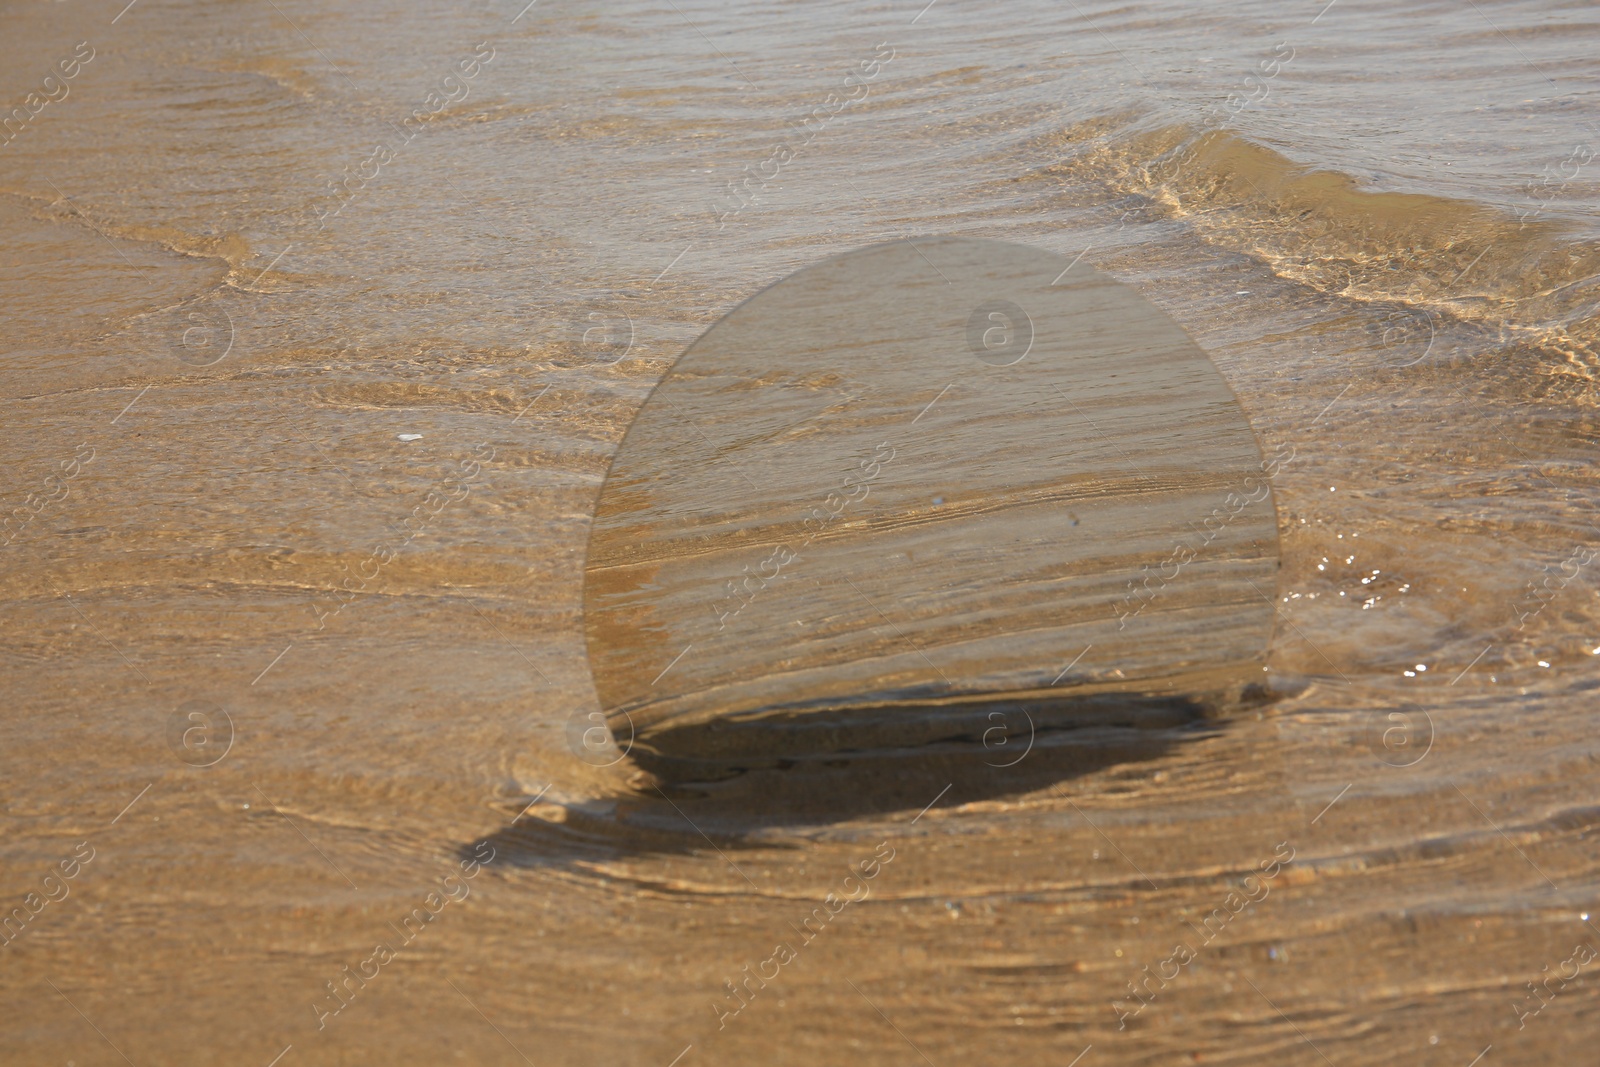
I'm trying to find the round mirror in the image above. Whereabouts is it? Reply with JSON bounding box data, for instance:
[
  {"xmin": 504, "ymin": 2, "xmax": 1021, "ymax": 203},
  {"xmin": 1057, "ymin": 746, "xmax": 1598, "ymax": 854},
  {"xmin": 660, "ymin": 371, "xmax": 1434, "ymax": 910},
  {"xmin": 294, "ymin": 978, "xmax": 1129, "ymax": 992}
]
[{"xmin": 584, "ymin": 237, "xmax": 1281, "ymax": 777}]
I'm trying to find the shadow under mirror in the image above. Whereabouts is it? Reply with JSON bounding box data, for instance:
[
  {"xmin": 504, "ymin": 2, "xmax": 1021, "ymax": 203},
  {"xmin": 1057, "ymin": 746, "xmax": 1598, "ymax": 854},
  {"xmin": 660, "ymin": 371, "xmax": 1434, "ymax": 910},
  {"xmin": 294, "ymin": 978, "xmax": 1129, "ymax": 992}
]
[{"xmin": 472, "ymin": 687, "xmax": 1267, "ymax": 870}]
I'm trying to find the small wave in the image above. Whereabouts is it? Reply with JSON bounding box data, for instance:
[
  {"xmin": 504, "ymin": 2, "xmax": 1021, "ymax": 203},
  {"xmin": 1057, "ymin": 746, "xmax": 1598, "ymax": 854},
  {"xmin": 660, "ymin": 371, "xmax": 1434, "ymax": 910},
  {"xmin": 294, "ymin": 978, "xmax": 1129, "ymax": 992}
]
[
  {"xmin": 18, "ymin": 188, "xmax": 252, "ymax": 280},
  {"xmin": 1050, "ymin": 117, "xmax": 1600, "ymax": 372}
]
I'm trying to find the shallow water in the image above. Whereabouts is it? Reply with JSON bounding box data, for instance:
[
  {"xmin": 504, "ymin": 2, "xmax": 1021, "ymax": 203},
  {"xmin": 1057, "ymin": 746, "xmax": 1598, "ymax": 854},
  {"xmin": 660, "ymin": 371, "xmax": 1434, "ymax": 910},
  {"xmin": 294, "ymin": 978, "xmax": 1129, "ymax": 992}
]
[{"xmin": 3, "ymin": 0, "xmax": 1600, "ymax": 1064}]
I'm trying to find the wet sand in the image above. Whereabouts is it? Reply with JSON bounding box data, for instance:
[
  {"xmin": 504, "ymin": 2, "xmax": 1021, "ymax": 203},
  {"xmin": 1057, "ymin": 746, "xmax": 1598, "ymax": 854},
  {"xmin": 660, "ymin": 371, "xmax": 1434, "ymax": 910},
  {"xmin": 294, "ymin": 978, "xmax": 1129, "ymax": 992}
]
[{"xmin": 3, "ymin": 1, "xmax": 1600, "ymax": 1064}]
